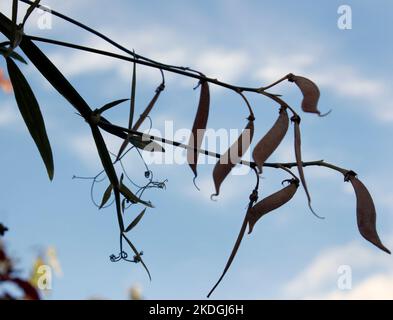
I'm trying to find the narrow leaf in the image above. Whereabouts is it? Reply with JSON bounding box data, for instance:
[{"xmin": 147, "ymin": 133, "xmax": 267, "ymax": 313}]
[
  {"xmin": 123, "ymin": 234, "xmax": 152, "ymax": 281},
  {"xmin": 187, "ymin": 80, "xmax": 210, "ymax": 180},
  {"xmin": 96, "ymin": 98, "xmax": 129, "ymax": 114},
  {"xmin": 345, "ymin": 172, "xmax": 390, "ymax": 254},
  {"xmin": 132, "ymin": 82, "xmax": 165, "ymax": 131},
  {"xmin": 247, "ymin": 179, "xmax": 299, "ymax": 234},
  {"xmin": 129, "ymin": 134, "xmax": 165, "ymax": 153},
  {"xmin": 6, "ymin": 57, "xmax": 54, "ymax": 180},
  {"xmin": 99, "ymin": 184, "xmax": 113, "ymax": 209},
  {"xmin": 212, "ymin": 117, "xmax": 254, "ymax": 198},
  {"xmin": 252, "ymin": 107, "xmax": 289, "ymax": 173},
  {"xmin": 119, "ymin": 181, "xmax": 154, "ymax": 208},
  {"xmin": 0, "ymin": 46, "xmax": 27, "ymax": 64},
  {"xmin": 125, "ymin": 209, "xmax": 146, "ymax": 233}
]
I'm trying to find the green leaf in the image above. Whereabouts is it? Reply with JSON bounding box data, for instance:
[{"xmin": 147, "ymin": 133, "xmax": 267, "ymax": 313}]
[
  {"xmin": 0, "ymin": 46, "xmax": 28, "ymax": 64},
  {"xmin": 6, "ymin": 57, "xmax": 54, "ymax": 180},
  {"xmin": 99, "ymin": 184, "xmax": 113, "ymax": 209},
  {"xmin": 125, "ymin": 209, "xmax": 146, "ymax": 233}
]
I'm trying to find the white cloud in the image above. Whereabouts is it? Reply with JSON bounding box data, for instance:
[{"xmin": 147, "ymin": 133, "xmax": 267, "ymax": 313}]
[
  {"xmin": 283, "ymin": 239, "xmax": 393, "ymax": 299},
  {"xmin": 195, "ymin": 49, "xmax": 249, "ymax": 83},
  {"xmin": 313, "ymin": 273, "xmax": 393, "ymax": 300},
  {"xmin": 255, "ymin": 52, "xmax": 393, "ymax": 122}
]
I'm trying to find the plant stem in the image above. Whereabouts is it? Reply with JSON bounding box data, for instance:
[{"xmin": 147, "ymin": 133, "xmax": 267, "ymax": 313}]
[{"xmin": 99, "ymin": 121, "xmax": 349, "ymax": 175}]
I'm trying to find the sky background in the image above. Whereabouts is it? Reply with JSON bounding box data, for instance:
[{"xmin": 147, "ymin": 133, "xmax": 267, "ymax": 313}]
[{"xmin": 1, "ymin": 0, "xmax": 393, "ymax": 299}]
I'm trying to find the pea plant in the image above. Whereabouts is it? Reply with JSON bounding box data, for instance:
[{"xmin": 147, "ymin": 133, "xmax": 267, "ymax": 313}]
[{"xmin": 0, "ymin": 0, "xmax": 389, "ymax": 298}]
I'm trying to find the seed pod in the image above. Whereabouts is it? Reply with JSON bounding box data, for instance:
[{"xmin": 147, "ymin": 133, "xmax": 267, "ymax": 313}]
[
  {"xmin": 207, "ymin": 189, "xmax": 258, "ymax": 298},
  {"xmin": 252, "ymin": 107, "xmax": 289, "ymax": 173},
  {"xmin": 292, "ymin": 116, "xmax": 322, "ymax": 218},
  {"xmin": 187, "ymin": 80, "xmax": 210, "ymax": 180},
  {"xmin": 247, "ymin": 179, "xmax": 299, "ymax": 234},
  {"xmin": 212, "ymin": 117, "xmax": 254, "ymax": 198},
  {"xmin": 289, "ymin": 74, "xmax": 321, "ymax": 115},
  {"xmin": 345, "ymin": 172, "xmax": 390, "ymax": 254}
]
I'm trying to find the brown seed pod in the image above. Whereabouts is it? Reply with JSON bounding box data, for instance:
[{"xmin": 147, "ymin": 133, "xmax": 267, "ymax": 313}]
[
  {"xmin": 187, "ymin": 80, "xmax": 210, "ymax": 181},
  {"xmin": 252, "ymin": 107, "xmax": 289, "ymax": 174},
  {"xmin": 291, "ymin": 115, "xmax": 322, "ymax": 219},
  {"xmin": 212, "ymin": 117, "xmax": 254, "ymax": 198},
  {"xmin": 247, "ymin": 179, "xmax": 299, "ymax": 234},
  {"xmin": 345, "ymin": 171, "xmax": 390, "ymax": 254},
  {"xmin": 289, "ymin": 74, "xmax": 321, "ymax": 115}
]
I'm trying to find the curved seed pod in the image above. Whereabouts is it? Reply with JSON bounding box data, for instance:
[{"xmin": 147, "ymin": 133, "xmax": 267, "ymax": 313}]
[
  {"xmin": 289, "ymin": 74, "xmax": 322, "ymax": 115},
  {"xmin": 187, "ymin": 80, "xmax": 210, "ymax": 181},
  {"xmin": 212, "ymin": 117, "xmax": 254, "ymax": 198},
  {"xmin": 345, "ymin": 172, "xmax": 390, "ymax": 254},
  {"xmin": 132, "ymin": 82, "xmax": 165, "ymax": 131},
  {"xmin": 252, "ymin": 107, "xmax": 289, "ymax": 173},
  {"xmin": 247, "ymin": 179, "xmax": 299, "ymax": 234},
  {"xmin": 292, "ymin": 116, "xmax": 323, "ymax": 219}
]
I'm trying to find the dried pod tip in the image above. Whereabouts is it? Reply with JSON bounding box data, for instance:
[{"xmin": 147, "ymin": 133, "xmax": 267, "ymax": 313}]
[
  {"xmin": 249, "ymin": 190, "xmax": 259, "ymax": 203},
  {"xmin": 290, "ymin": 115, "xmax": 301, "ymax": 124},
  {"xmin": 247, "ymin": 114, "xmax": 256, "ymax": 122},
  {"xmin": 344, "ymin": 170, "xmax": 358, "ymax": 182}
]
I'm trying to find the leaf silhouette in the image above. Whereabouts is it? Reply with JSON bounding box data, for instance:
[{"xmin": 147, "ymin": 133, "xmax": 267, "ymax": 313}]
[
  {"xmin": 99, "ymin": 184, "xmax": 113, "ymax": 209},
  {"xmin": 133, "ymin": 82, "xmax": 165, "ymax": 131},
  {"xmin": 345, "ymin": 172, "xmax": 390, "ymax": 254},
  {"xmin": 212, "ymin": 117, "xmax": 254, "ymax": 198},
  {"xmin": 125, "ymin": 208, "xmax": 146, "ymax": 232},
  {"xmin": 96, "ymin": 98, "xmax": 129, "ymax": 114},
  {"xmin": 289, "ymin": 74, "xmax": 322, "ymax": 115},
  {"xmin": 123, "ymin": 234, "xmax": 152, "ymax": 281},
  {"xmin": 0, "ymin": 46, "xmax": 27, "ymax": 64},
  {"xmin": 291, "ymin": 116, "xmax": 322, "ymax": 218},
  {"xmin": 252, "ymin": 107, "xmax": 289, "ymax": 173},
  {"xmin": 247, "ymin": 179, "xmax": 299, "ymax": 234},
  {"xmin": 187, "ymin": 80, "xmax": 210, "ymax": 181},
  {"xmin": 6, "ymin": 57, "xmax": 54, "ymax": 180},
  {"xmin": 117, "ymin": 59, "xmax": 137, "ymax": 160},
  {"xmin": 119, "ymin": 175, "xmax": 154, "ymax": 208}
]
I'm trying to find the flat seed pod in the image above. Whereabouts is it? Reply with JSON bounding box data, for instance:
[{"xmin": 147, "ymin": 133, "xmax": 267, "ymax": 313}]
[
  {"xmin": 289, "ymin": 74, "xmax": 321, "ymax": 115},
  {"xmin": 6, "ymin": 57, "xmax": 54, "ymax": 180},
  {"xmin": 252, "ymin": 107, "xmax": 289, "ymax": 173},
  {"xmin": 247, "ymin": 179, "xmax": 299, "ymax": 234},
  {"xmin": 292, "ymin": 116, "xmax": 322, "ymax": 218},
  {"xmin": 346, "ymin": 172, "xmax": 390, "ymax": 254},
  {"xmin": 187, "ymin": 80, "xmax": 210, "ymax": 180},
  {"xmin": 212, "ymin": 118, "xmax": 254, "ymax": 198}
]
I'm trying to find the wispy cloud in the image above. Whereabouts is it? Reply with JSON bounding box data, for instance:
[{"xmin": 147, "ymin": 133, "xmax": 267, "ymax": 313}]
[{"xmin": 283, "ymin": 239, "xmax": 393, "ymax": 299}]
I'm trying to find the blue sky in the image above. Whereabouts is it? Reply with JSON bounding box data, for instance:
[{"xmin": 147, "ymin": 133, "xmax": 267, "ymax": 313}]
[{"xmin": 1, "ymin": 0, "xmax": 393, "ymax": 299}]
